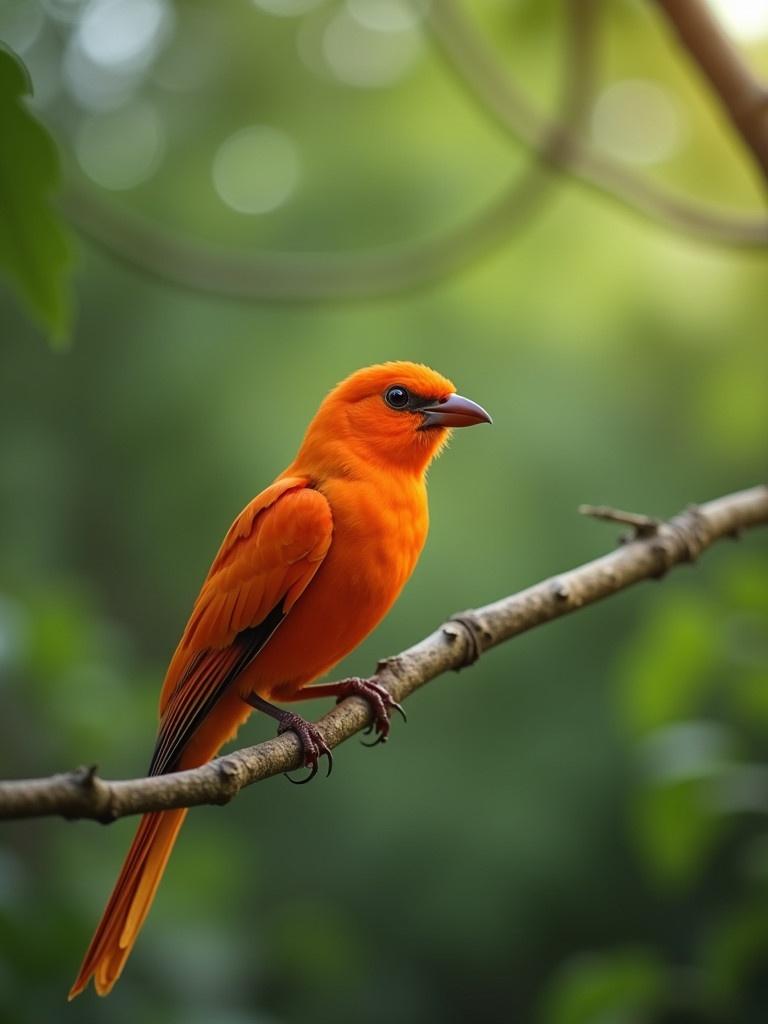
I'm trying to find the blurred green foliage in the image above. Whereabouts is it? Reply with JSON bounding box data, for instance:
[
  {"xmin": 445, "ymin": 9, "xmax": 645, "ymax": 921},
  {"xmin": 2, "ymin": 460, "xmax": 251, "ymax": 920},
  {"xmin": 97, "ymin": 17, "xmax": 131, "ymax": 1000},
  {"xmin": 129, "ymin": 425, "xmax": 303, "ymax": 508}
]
[
  {"xmin": 539, "ymin": 949, "xmax": 667, "ymax": 1024},
  {"xmin": 0, "ymin": 1, "xmax": 767, "ymax": 1023},
  {"xmin": 0, "ymin": 45, "xmax": 71, "ymax": 344}
]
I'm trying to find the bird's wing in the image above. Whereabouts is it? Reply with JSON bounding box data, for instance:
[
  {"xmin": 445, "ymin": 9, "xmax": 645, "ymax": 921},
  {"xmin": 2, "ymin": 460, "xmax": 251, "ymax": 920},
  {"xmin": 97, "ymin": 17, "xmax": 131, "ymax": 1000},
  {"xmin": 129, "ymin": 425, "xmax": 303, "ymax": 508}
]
[{"xmin": 150, "ymin": 476, "xmax": 332, "ymax": 775}]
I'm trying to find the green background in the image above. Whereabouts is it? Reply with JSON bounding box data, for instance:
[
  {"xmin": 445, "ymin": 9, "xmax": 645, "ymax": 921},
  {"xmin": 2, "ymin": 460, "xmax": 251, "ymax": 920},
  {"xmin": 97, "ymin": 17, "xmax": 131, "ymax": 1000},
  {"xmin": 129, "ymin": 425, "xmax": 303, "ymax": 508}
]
[{"xmin": 1, "ymin": 1, "xmax": 767, "ymax": 1022}]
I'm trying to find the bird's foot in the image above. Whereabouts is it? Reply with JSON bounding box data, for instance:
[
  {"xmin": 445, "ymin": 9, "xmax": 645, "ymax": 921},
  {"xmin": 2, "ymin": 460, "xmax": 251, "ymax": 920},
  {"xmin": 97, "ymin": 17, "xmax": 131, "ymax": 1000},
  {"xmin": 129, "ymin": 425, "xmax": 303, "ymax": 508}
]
[
  {"xmin": 276, "ymin": 712, "xmax": 333, "ymax": 784},
  {"xmin": 244, "ymin": 692, "xmax": 332, "ymax": 784},
  {"xmin": 333, "ymin": 677, "xmax": 407, "ymax": 747}
]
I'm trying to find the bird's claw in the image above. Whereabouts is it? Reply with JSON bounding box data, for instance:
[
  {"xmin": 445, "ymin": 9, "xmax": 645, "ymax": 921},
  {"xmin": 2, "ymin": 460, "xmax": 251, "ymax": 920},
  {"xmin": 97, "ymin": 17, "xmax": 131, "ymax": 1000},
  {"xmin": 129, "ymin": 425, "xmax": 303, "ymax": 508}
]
[
  {"xmin": 334, "ymin": 678, "xmax": 407, "ymax": 746},
  {"xmin": 277, "ymin": 713, "xmax": 333, "ymax": 784}
]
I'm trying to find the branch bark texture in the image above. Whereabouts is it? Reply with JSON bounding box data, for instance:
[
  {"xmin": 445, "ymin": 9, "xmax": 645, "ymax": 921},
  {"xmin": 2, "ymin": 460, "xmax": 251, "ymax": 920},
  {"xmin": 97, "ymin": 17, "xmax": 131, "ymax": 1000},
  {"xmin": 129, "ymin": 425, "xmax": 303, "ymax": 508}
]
[{"xmin": 1, "ymin": 485, "xmax": 766, "ymax": 823}]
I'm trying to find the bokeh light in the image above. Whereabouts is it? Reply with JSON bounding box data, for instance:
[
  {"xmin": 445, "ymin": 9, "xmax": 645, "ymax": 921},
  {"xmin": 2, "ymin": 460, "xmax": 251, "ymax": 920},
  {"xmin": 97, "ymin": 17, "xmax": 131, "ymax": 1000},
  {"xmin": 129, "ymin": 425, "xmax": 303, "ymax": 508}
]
[
  {"xmin": 251, "ymin": 0, "xmax": 326, "ymax": 16},
  {"xmin": 706, "ymin": 0, "xmax": 768, "ymax": 42},
  {"xmin": 63, "ymin": 36, "xmax": 144, "ymax": 111},
  {"xmin": 320, "ymin": 6, "xmax": 423, "ymax": 88},
  {"xmin": 62, "ymin": 0, "xmax": 174, "ymax": 112},
  {"xmin": 212, "ymin": 126, "xmax": 300, "ymax": 214},
  {"xmin": 75, "ymin": 100, "xmax": 166, "ymax": 189},
  {"xmin": 591, "ymin": 79, "xmax": 684, "ymax": 165},
  {"xmin": 347, "ymin": 0, "xmax": 428, "ymax": 33},
  {"xmin": 76, "ymin": 0, "xmax": 173, "ymax": 71}
]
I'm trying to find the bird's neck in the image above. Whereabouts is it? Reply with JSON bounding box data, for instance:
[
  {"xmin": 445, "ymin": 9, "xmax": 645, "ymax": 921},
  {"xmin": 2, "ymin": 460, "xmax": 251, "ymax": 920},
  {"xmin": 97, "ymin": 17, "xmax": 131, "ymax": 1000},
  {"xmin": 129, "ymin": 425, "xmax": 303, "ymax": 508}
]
[{"xmin": 287, "ymin": 433, "xmax": 431, "ymax": 489}]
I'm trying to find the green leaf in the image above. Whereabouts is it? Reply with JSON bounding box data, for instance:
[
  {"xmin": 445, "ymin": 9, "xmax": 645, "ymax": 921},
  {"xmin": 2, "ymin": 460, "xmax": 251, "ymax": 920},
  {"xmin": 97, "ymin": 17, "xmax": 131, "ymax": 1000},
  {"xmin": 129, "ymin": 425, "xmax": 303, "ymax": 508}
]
[
  {"xmin": 629, "ymin": 718, "xmax": 736, "ymax": 889},
  {"xmin": 539, "ymin": 949, "xmax": 667, "ymax": 1024},
  {"xmin": 632, "ymin": 775, "xmax": 725, "ymax": 889},
  {"xmin": 0, "ymin": 45, "xmax": 72, "ymax": 345},
  {"xmin": 618, "ymin": 595, "xmax": 717, "ymax": 736}
]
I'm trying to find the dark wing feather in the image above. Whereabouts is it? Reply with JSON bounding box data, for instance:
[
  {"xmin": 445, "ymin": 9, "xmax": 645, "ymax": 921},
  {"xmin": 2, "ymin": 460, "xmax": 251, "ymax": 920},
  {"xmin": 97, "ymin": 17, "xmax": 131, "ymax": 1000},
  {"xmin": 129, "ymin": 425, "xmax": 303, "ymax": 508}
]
[
  {"xmin": 148, "ymin": 603, "xmax": 285, "ymax": 775},
  {"xmin": 149, "ymin": 479, "xmax": 333, "ymax": 776}
]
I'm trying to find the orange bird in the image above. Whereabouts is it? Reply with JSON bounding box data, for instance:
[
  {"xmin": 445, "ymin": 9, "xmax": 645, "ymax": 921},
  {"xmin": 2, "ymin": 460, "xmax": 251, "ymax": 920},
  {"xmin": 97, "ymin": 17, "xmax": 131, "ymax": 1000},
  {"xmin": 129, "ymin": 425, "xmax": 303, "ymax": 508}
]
[{"xmin": 69, "ymin": 361, "xmax": 491, "ymax": 998}]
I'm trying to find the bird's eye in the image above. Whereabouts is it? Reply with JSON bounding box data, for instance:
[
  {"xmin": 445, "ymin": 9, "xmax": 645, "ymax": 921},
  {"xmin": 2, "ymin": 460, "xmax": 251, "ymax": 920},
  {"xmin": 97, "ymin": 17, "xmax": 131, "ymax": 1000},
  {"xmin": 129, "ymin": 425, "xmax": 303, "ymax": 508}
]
[{"xmin": 384, "ymin": 385, "xmax": 410, "ymax": 410}]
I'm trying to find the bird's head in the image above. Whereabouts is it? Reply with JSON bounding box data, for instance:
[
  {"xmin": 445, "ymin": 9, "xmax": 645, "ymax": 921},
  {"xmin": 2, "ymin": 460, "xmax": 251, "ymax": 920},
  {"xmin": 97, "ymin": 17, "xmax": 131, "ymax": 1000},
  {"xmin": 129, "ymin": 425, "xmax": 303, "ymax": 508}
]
[{"xmin": 295, "ymin": 361, "xmax": 491, "ymax": 478}]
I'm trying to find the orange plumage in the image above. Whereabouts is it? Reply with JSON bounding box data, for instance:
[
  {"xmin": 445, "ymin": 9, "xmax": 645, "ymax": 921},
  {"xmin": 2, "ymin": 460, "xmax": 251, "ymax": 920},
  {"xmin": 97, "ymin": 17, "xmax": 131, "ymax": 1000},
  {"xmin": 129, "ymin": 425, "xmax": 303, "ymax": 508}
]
[{"xmin": 69, "ymin": 361, "xmax": 490, "ymax": 998}]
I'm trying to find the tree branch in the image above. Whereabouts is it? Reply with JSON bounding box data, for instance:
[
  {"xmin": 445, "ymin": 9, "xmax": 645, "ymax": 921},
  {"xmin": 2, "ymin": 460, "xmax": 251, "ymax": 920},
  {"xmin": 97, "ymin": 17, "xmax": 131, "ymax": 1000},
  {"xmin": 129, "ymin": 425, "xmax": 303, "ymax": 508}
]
[
  {"xmin": 1, "ymin": 485, "xmax": 766, "ymax": 824},
  {"xmin": 425, "ymin": 0, "xmax": 768, "ymax": 247},
  {"xmin": 62, "ymin": 0, "xmax": 768, "ymax": 309},
  {"xmin": 62, "ymin": 174, "xmax": 548, "ymax": 302},
  {"xmin": 655, "ymin": 0, "xmax": 768, "ymax": 187},
  {"xmin": 61, "ymin": 1, "xmax": 600, "ymax": 303}
]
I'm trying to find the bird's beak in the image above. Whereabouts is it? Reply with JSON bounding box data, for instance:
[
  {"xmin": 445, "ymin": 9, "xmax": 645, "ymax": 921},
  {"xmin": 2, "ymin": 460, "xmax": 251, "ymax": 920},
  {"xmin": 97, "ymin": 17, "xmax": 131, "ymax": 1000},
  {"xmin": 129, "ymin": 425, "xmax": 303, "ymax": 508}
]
[{"xmin": 419, "ymin": 393, "xmax": 493, "ymax": 430}]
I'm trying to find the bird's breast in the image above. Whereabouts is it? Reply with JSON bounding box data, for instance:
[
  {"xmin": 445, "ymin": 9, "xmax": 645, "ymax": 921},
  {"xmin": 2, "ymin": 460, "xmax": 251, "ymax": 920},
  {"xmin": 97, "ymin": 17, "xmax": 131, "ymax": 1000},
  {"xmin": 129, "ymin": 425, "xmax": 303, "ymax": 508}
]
[{"xmin": 245, "ymin": 474, "xmax": 429, "ymax": 700}]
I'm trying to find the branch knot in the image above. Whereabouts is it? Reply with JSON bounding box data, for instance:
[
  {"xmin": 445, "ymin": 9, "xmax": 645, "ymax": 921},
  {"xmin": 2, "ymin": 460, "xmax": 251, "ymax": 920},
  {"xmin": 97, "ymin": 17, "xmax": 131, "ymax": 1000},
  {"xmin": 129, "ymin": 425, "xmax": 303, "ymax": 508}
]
[
  {"xmin": 445, "ymin": 611, "xmax": 490, "ymax": 668},
  {"xmin": 667, "ymin": 503, "xmax": 710, "ymax": 563}
]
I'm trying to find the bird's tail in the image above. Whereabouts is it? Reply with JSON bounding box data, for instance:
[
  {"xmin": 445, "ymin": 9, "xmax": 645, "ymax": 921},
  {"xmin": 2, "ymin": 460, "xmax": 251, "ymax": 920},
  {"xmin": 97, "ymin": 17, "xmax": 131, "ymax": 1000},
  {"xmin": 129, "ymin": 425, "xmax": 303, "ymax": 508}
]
[{"xmin": 68, "ymin": 808, "xmax": 187, "ymax": 999}]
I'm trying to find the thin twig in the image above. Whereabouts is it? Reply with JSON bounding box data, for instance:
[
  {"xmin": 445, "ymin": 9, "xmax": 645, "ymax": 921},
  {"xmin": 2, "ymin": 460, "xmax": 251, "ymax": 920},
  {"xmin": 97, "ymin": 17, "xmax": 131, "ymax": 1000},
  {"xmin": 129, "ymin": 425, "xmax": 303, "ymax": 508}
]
[
  {"xmin": 1, "ymin": 484, "xmax": 765, "ymax": 823},
  {"xmin": 655, "ymin": 0, "xmax": 768, "ymax": 187},
  {"xmin": 425, "ymin": 0, "xmax": 768, "ymax": 246},
  {"xmin": 579, "ymin": 504, "xmax": 661, "ymax": 537},
  {"xmin": 62, "ymin": 174, "xmax": 547, "ymax": 302},
  {"xmin": 61, "ymin": 1, "xmax": 599, "ymax": 302},
  {"xmin": 61, "ymin": 0, "xmax": 767, "ymax": 306}
]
